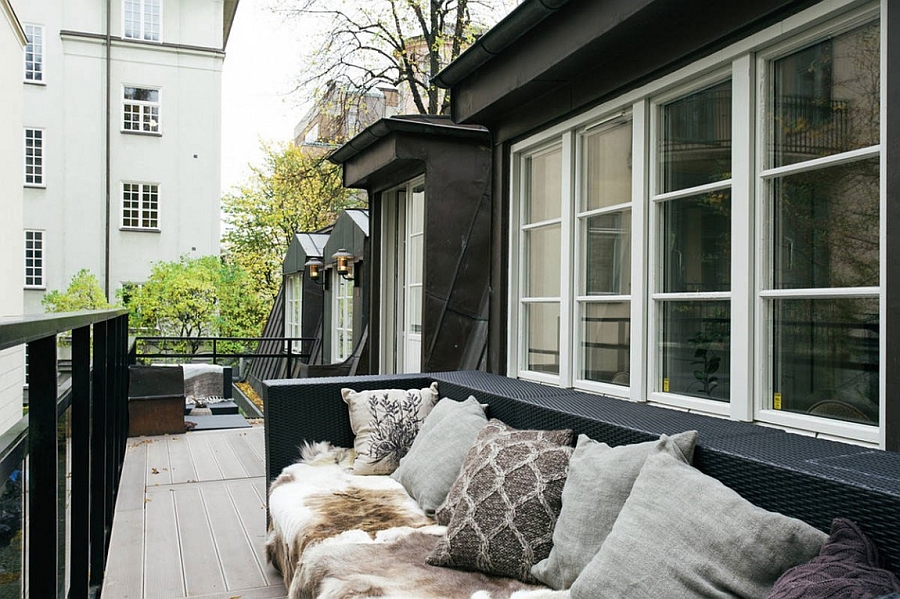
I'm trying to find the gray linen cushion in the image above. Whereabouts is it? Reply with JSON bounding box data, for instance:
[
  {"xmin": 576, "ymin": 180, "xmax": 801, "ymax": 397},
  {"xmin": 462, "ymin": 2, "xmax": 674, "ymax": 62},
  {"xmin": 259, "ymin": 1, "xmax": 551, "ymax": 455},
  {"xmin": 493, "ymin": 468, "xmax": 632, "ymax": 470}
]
[
  {"xmin": 531, "ymin": 430, "xmax": 698, "ymax": 589},
  {"xmin": 341, "ymin": 382, "xmax": 439, "ymax": 475},
  {"xmin": 390, "ymin": 396, "xmax": 489, "ymax": 517},
  {"xmin": 570, "ymin": 451, "xmax": 828, "ymax": 599},
  {"xmin": 427, "ymin": 419, "xmax": 574, "ymax": 583}
]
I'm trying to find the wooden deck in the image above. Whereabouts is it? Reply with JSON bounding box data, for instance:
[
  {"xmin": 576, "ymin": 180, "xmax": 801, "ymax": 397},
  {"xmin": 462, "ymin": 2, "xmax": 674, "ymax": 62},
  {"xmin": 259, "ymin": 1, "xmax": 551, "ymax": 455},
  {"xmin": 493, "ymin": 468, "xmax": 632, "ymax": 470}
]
[{"xmin": 102, "ymin": 426, "xmax": 287, "ymax": 599}]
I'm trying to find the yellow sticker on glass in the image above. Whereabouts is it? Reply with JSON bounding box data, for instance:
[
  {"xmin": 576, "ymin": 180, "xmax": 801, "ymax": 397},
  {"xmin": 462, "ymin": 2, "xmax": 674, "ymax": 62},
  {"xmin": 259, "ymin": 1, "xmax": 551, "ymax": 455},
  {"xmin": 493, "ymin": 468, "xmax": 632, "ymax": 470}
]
[
  {"xmin": 774, "ymin": 393, "xmax": 782, "ymax": 410},
  {"xmin": 663, "ymin": 378, "xmax": 670, "ymax": 393}
]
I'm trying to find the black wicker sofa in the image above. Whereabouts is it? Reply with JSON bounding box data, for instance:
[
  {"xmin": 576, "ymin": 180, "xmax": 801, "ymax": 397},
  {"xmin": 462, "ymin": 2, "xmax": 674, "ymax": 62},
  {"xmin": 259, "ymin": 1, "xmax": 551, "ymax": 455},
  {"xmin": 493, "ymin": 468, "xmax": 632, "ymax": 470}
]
[{"xmin": 263, "ymin": 369, "xmax": 900, "ymax": 578}]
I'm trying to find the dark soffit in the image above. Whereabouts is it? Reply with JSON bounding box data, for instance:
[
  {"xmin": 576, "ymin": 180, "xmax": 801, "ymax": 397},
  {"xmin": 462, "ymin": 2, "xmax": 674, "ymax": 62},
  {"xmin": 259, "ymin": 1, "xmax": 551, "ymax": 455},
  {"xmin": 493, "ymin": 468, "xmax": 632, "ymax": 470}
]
[{"xmin": 328, "ymin": 115, "xmax": 489, "ymax": 166}]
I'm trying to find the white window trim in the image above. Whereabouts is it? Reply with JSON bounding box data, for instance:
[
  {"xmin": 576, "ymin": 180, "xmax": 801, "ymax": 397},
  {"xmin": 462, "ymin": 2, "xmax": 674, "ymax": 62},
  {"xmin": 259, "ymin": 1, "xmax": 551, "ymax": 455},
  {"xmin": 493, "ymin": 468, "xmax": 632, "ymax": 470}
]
[
  {"xmin": 23, "ymin": 23, "xmax": 45, "ymax": 84},
  {"xmin": 121, "ymin": 85, "xmax": 161, "ymax": 134},
  {"xmin": 24, "ymin": 230, "xmax": 45, "ymax": 290},
  {"xmin": 24, "ymin": 127, "xmax": 45, "ymax": 188},
  {"xmin": 120, "ymin": 181, "xmax": 160, "ymax": 231},
  {"xmin": 122, "ymin": 0, "xmax": 162, "ymax": 43},
  {"xmin": 507, "ymin": 0, "xmax": 883, "ymax": 446},
  {"xmin": 332, "ymin": 271, "xmax": 354, "ymax": 362},
  {"xmin": 285, "ymin": 273, "xmax": 304, "ymax": 354}
]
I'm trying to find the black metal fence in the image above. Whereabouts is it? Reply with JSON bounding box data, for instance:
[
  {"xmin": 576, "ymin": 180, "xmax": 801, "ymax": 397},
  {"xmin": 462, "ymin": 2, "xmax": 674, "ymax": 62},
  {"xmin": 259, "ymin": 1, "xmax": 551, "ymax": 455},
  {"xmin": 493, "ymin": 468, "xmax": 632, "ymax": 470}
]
[{"xmin": 0, "ymin": 309, "xmax": 130, "ymax": 599}]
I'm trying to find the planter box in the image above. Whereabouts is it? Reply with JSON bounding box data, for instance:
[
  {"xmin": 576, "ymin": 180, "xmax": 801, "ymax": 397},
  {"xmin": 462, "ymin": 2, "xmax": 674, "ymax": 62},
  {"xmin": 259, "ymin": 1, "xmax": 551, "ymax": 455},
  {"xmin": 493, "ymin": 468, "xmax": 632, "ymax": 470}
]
[
  {"xmin": 128, "ymin": 365, "xmax": 185, "ymax": 436},
  {"xmin": 128, "ymin": 394, "xmax": 185, "ymax": 436}
]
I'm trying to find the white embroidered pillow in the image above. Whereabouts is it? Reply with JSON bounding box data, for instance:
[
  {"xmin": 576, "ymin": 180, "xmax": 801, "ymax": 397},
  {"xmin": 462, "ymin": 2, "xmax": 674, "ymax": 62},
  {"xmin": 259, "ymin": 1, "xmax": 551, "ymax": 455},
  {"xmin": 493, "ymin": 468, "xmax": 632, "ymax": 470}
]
[{"xmin": 341, "ymin": 383, "xmax": 439, "ymax": 475}]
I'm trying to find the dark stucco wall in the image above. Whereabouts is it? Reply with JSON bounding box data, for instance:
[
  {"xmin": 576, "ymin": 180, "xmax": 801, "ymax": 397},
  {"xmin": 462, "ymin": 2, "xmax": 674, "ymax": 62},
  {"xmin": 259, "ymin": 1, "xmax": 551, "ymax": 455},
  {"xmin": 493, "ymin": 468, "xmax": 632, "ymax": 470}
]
[{"xmin": 336, "ymin": 125, "xmax": 492, "ymax": 374}]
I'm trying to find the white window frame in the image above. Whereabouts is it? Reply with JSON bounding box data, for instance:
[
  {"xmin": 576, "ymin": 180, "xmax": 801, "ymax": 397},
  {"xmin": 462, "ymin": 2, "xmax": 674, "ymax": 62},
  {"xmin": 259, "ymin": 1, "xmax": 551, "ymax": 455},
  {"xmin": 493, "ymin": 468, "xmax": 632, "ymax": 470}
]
[
  {"xmin": 23, "ymin": 24, "xmax": 44, "ymax": 83},
  {"xmin": 121, "ymin": 182, "xmax": 160, "ymax": 230},
  {"xmin": 24, "ymin": 128, "xmax": 44, "ymax": 187},
  {"xmin": 24, "ymin": 230, "xmax": 45, "ymax": 289},
  {"xmin": 123, "ymin": 0, "xmax": 162, "ymax": 42},
  {"xmin": 507, "ymin": 0, "xmax": 883, "ymax": 446},
  {"xmin": 333, "ymin": 272, "xmax": 354, "ymax": 362},
  {"xmin": 285, "ymin": 273, "xmax": 303, "ymax": 353},
  {"xmin": 122, "ymin": 86, "xmax": 161, "ymax": 134}
]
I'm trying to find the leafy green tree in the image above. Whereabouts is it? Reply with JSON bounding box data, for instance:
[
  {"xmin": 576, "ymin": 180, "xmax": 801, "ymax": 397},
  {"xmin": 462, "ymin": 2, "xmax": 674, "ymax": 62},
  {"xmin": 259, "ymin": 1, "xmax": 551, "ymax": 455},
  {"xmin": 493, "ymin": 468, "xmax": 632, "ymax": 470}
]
[
  {"xmin": 42, "ymin": 269, "xmax": 113, "ymax": 313},
  {"xmin": 221, "ymin": 142, "xmax": 362, "ymax": 303},
  {"xmin": 125, "ymin": 256, "xmax": 268, "ymax": 354}
]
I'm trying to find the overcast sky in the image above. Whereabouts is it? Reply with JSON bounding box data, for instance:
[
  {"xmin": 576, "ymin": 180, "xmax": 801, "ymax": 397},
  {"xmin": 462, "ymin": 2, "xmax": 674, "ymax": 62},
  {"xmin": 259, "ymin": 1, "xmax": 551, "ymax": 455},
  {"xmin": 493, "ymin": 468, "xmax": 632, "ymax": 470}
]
[{"xmin": 220, "ymin": 0, "xmax": 311, "ymax": 194}]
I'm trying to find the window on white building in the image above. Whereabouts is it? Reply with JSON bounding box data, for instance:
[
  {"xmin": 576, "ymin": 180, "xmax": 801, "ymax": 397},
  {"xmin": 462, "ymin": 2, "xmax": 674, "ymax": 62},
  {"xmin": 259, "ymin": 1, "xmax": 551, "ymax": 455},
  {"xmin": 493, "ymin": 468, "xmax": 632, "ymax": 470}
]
[
  {"xmin": 24, "ymin": 24, "xmax": 43, "ymax": 83},
  {"xmin": 509, "ymin": 3, "xmax": 881, "ymax": 444},
  {"xmin": 24, "ymin": 128, "xmax": 44, "ymax": 187},
  {"xmin": 25, "ymin": 230, "xmax": 44, "ymax": 288},
  {"xmin": 123, "ymin": 87, "xmax": 160, "ymax": 133},
  {"xmin": 122, "ymin": 182, "xmax": 159, "ymax": 230},
  {"xmin": 123, "ymin": 0, "xmax": 161, "ymax": 42},
  {"xmin": 285, "ymin": 273, "xmax": 303, "ymax": 353}
]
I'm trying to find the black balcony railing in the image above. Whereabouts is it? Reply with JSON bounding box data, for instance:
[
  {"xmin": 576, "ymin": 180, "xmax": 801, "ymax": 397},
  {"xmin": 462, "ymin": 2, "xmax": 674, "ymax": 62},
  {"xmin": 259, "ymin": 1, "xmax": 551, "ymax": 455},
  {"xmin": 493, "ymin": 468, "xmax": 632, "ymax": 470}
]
[{"xmin": 0, "ymin": 309, "xmax": 130, "ymax": 599}]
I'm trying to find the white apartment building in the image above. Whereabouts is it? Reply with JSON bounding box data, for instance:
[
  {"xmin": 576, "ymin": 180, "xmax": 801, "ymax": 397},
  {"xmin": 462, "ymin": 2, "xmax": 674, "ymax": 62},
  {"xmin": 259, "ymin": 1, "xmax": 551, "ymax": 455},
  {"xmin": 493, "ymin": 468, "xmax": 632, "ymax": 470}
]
[
  {"xmin": 0, "ymin": 0, "xmax": 25, "ymax": 434},
  {"xmin": 19, "ymin": 0, "xmax": 238, "ymax": 312}
]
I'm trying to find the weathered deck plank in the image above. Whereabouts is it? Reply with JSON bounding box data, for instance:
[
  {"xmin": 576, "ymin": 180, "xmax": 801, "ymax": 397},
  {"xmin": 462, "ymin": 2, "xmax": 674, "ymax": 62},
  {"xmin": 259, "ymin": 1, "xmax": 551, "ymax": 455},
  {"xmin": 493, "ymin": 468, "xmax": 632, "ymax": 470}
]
[{"xmin": 102, "ymin": 426, "xmax": 287, "ymax": 599}]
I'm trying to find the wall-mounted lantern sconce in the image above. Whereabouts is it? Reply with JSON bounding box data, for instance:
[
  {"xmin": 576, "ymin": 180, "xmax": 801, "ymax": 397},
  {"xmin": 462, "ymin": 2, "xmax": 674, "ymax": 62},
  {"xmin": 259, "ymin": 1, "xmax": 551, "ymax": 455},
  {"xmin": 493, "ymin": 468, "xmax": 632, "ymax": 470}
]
[
  {"xmin": 304, "ymin": 256, "xmax": 325, "ymax": 285},
  {"xmin": 332, "ymin": 249, "xmax": 354, "ymax": 281}
]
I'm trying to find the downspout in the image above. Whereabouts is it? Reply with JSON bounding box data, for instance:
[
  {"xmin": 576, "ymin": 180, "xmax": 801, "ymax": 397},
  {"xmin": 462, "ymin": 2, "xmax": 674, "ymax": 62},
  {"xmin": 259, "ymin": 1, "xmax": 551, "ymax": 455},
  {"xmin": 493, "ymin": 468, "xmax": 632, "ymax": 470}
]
[{"xmin": 104, "ymin": 0, "xmax": 112, "ymax": 298}]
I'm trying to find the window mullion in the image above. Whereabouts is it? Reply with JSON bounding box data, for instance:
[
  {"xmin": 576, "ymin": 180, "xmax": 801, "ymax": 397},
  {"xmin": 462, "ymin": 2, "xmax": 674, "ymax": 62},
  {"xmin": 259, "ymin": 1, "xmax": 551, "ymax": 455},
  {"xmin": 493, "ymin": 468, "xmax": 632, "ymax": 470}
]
[
  {"xmin": 731, "ymin": 54, "xmax": 755, "ymax": 421},
  {"xmin": 559, "ymin": 131, "xmax": 575, "ymax": 388},
  {"xmin": 630, "ymin": 99, "xmax": 649, "ymax": 402}
]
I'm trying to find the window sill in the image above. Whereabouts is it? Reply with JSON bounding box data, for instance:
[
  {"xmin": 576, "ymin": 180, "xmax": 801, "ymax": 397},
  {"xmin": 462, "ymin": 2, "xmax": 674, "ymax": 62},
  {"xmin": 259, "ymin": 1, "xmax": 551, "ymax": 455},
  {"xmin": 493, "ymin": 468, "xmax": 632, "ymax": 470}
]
[
  {"xmin": 24, "ymin": 286, "xmax": 46, "ymax": 291},
  {"xmin": 24, "ymin": 80, "xmax": 46, "ymax": 86},
  {"xmin": 24, "ymin": 184, "xmax": 46, "ymax": 189},
  {"xmin": 120, "ymin": 130, "xmax": 162, "ymax": 137},
  {"xmin": 120, "ymin": 227, "xmax": 161, "ymax": 233}
]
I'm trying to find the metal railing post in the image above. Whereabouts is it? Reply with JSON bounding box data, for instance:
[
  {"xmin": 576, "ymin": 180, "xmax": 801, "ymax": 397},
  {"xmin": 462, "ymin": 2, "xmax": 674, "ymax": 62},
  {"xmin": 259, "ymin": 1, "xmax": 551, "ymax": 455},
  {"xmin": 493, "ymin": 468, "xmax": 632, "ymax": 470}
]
[
  {"xmin": 70, "ymin": 325, "xmax": 92, "ymax": 597},
  {"xmin": 27, "ymin": 334, "xmax": 59, "ymax": 597},
  {"xmin": 89, "ymin": 320, "xmax": 108, "ymax": 587}
]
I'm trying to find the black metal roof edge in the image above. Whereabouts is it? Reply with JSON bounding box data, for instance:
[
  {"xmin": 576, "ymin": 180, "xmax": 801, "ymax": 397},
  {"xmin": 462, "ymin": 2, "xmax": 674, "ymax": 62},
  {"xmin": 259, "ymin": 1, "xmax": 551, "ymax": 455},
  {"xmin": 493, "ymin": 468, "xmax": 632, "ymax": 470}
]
[
  {"xmin": 328, "ymin": 115, "xmax": 490, "ymax": 165},
  {"xmin": 432, "ymin": 0, "xmax": 571, "ymax": 89}
]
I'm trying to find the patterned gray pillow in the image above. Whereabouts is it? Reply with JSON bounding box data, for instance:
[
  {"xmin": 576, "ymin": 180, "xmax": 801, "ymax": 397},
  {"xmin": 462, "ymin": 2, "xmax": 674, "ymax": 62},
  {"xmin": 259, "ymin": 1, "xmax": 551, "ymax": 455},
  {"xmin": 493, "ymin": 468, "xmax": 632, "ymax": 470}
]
[
  {"xmin": 341, "ymin": 383, "xmax": 439, "ymax": 475},
  {"xmin": 427, "ymin": 419, "xmax": 574, "ymax": 583}
]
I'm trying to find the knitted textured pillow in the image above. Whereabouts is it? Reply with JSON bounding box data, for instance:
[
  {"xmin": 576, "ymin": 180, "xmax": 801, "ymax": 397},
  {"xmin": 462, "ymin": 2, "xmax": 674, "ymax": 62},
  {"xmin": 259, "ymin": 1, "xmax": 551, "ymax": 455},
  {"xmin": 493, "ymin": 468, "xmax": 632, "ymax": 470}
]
[
  {"xmin": 427, "ymin": 419, "xmax": 574, "ymax": 583},
  {"xmin": 766, "ymin": 518, "xmax": 900, "ymax": 599}
]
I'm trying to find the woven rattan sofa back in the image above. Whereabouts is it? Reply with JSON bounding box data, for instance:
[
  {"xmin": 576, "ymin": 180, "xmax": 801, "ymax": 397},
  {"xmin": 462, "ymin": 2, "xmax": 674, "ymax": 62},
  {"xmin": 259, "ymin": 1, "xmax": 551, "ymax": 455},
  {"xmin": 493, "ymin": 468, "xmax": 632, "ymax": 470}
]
[{"xmin": 263, "ymin": 370, "xmax": 900, "ymax": 576}]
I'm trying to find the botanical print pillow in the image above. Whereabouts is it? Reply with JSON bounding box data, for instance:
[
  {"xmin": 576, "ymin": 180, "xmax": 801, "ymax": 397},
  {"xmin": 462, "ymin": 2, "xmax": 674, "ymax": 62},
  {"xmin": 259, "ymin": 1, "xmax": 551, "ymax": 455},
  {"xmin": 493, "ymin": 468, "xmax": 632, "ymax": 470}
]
[{"xmin": 341, "ymin": 382, "xmax": 439, "ymax": 475}]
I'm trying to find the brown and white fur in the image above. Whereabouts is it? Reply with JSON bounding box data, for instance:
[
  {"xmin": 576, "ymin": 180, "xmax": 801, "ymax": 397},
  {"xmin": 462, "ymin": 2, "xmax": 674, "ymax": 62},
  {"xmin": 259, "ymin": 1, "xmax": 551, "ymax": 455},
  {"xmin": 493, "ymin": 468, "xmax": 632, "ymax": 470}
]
[{"xmin": 267, "ymin": 442, "xmax": 566, "ymax": 599}]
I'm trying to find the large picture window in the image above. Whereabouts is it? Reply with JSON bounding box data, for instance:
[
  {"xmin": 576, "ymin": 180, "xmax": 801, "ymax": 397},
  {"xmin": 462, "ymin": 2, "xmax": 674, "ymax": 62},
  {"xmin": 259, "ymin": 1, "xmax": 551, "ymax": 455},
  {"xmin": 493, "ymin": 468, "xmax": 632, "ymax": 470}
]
[
  {"xmin": 762, "ymin": 20, "xmax": 880, "ymax": 427},
  {"xmin": 509, "ymin": 3, "xmax": 881, "ymax": 445}
]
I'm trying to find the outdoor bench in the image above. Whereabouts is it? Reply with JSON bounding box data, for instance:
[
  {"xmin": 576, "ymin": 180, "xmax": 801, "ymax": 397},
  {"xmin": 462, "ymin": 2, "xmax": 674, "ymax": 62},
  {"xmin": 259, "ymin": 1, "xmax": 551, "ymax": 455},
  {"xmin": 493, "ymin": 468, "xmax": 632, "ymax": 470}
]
[{"xmin": 263, "ymin": 369, "xmax": 900, "ymax": 595}]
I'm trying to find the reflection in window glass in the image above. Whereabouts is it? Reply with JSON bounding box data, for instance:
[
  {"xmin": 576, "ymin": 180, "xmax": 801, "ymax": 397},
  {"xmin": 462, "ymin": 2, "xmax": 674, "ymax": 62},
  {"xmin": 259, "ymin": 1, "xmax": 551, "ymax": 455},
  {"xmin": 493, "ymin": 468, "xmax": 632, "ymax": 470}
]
[
  {"xmin": 585, "ymin": 211, "xmax": 631, "ymax": 295},
  {"xmin": 771, "ymin": 159, "xmax": 879, "ymax": 289},
  {"xmin": 661, "ymin": 191, "xmax": 731, "ymax": 293},
  {"xmin": 770, "ymin": 21, "xmax": 880, "ymax": 168},
  {"xmin": 525, "ymin": 225, "xmax": 561, "ymax": 298},
  {"xmin": 660, "ymin": 301, "xmax": 731, "ymax": 401},
  {"xmin": 660, "ymin": 80, "xmax": 732, "ymax": 193},
  {"xmin": 585, "ymin": 121, "xmax": 632, "ymax": 211},
  {"xmin": 525, "ymin": 148, "xmax": 562, "ymax": 223},
  {"xmin": 771, "ymin": 298, "xmax": 878, "ymax": 424},
  {"xmin": 580, "ymin": 302, "xmax": 630, "ymax": 384},
  {"xmin": 526, "ymin": 303, "xmax": 560, "ymax": 375}
]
